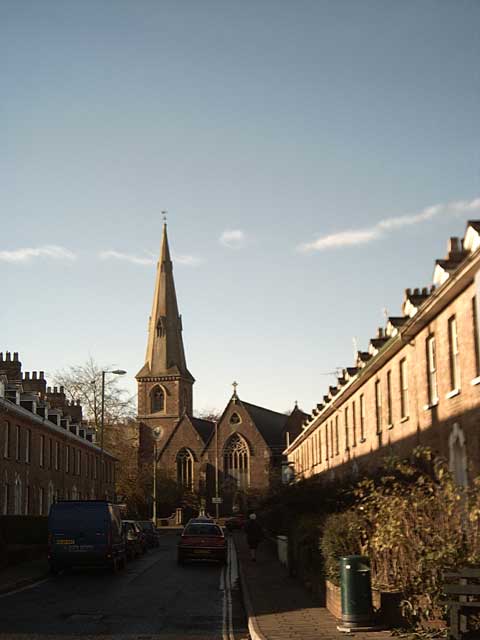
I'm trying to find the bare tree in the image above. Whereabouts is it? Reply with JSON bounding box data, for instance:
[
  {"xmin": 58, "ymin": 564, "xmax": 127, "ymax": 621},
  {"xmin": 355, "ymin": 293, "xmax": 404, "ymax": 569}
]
[
  {"xmin": 194, "ymin": 408, "xmax": 222, "ymax": 422},
  {"xmin": 53, "ymin": 356, "xmax": 135, "ymax": 431}
]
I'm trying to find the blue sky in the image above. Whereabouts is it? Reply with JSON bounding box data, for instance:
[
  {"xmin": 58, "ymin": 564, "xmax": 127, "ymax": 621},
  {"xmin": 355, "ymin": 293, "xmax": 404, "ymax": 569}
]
[{"xmin": 2, "ymin": 1, "xmax": 479, "ymax": 415}]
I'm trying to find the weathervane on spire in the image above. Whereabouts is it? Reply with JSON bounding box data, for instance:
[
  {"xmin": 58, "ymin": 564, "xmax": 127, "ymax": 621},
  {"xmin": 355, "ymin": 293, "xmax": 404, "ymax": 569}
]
[{"xmin": 162, "ymin": 210, "xmax": 168, "ymax": 225}]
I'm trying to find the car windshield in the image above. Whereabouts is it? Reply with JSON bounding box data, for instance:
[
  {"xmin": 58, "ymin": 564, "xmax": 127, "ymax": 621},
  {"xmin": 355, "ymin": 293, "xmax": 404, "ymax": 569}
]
[{"xmin": 184, "ymin": 524, "xmax": 222, "ymax": 536}]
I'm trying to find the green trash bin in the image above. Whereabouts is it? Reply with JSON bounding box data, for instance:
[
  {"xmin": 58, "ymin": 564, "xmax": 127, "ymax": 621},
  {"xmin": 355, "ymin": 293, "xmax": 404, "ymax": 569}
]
[{"xmin": 339, "ymin": 555, "xmax": 374, "ymax": 628}]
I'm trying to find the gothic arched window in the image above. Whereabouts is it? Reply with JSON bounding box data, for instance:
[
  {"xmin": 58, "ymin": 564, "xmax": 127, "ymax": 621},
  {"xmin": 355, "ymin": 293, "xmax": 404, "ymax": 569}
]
[
  {"xmin": 449, "ymin": 423, "xmax": 468, "ymax": 487},
  {"xmin": 151, "ymin": 386, "xmax": 165, "ymax": 413},
  {"xmin": 224, "ymin": 434, "xmax": 250, "ymax": 489},
  {"xmin": 14, "ymin": 475, "xmax": 22, "ymax": 515},
  {"xmin": 176, "ymin": 448, "xmax": 194, "ymax": 490}
]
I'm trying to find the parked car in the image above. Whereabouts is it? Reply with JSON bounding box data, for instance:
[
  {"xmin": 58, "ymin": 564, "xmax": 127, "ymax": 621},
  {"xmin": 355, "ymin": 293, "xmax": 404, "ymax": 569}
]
[
  {"xmin": 48, "ymin": 500, "xmax": 126, "ymax": 574},
  {"xmin": 177, "ymin": 518, "xmax": 227, "ymax": 565},
  {"xmin": 225, "ymin": 513, "xmax": 246, "ymax": 531},
  {"xmin": 137, "ymin": 520, "xmax": 159, "ymax": 548},
  {"xmin": 122, "ymin": 520, "xmax": 144, "ymax": 560}
]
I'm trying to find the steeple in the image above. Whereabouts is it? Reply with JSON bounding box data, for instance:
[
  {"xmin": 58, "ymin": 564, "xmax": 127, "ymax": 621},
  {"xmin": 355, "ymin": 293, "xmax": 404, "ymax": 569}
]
[{"xmin": 137, "ymin": 223, "xmax": 194, "ymax": 381}]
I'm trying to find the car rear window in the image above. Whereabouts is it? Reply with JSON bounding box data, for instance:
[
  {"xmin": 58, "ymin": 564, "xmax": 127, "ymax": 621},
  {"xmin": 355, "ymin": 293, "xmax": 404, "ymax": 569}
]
[
  {"xmin": 184, "ymin": 524, "xmax": 222, "ymax": 536},
  {"xmin": 49, "ymin": 502, "xmax": 107, "ymax": 529}
]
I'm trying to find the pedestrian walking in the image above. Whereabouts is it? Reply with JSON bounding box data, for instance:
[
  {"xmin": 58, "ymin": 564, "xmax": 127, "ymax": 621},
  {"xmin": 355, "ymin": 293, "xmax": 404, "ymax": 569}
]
[{"xmin": 244, "ymin": 513, "xmax": 262, "ymax": 561}]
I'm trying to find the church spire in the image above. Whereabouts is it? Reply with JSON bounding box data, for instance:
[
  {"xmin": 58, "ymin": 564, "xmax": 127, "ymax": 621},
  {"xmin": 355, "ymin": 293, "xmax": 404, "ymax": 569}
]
[{"xmin": 138, "ymin": 223, "xmax": 193, "ymax": 380}]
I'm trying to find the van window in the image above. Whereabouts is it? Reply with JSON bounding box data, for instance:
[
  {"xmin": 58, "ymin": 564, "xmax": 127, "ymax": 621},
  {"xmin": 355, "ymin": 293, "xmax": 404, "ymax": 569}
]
[{"xmin": 49, "ymin": 502, "xmax": 108, "ymax": 530}]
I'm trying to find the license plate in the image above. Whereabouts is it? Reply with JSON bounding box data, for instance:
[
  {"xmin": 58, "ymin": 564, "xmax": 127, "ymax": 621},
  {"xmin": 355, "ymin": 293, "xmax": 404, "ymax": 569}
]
[{"xmin": 57, "ymin": 540, "xmax": 75, "ymax": 545}]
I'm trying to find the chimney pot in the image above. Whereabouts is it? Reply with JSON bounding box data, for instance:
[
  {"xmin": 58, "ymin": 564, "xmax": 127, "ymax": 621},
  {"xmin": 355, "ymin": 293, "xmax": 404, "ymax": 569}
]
[
  {"xmin": 39, "ymin": 371, "xmax": 44, "ymax": 379},
  {"xmin": 24, "ymin": 372, "xmax": 30, "ymax": 380},
  {"xmin": 53, "ymin": 386, "xmax": 58, "ymax": 394},
  {"xmin": 0, "ymin": 353, "xmax": 3, "ymax": 361},
  {"xmin": 413, "ymin": 287, "xmax": 420, "ymax": 295},
  {"xmin": 13, "ymin": 352, "xmax": 18, "ymax": 361},
  {"xmin": 405, "ymin": 288, "xmax": 411, "ymax": 296},
  {"xmin": 422, "ymin": 287, "xmax": 428, "ymax": 295},
  {"xmin": 448, "ymin": 237, "xmax": 462, "ymax": 256},
  {"xmin": 6, "ymin": 352, "xmax": 11, "ymax": 361},
  {"xmin": 60, "ymin": 386, "xmax": 64, "ymax": 394},
  {"xmin": 47, "ymin": 386, "xmax": 51, "ymax": 393},
  {"xmin": 32, "ymin": 371, "xmax": 37, "ymax": 380}
]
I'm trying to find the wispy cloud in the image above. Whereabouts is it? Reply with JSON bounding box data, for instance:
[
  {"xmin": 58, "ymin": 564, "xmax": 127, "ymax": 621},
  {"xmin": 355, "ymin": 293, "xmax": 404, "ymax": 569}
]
[
  {"xmin": 99, "ymin": 249, "xmax": 203, "ymax": 267},
  {"xmin": 0, "ymin": 245, "xmax": 76, "ymax": 263},
  {"xmin": 99, "ymin": 250, "xmax": 155, "ymax": 266},
  {"xmin": 172, "ymin": 253, "xmax": 204, "ymax": 266},
  {"xmin": 298, "ymin": 197, "xmax": 480, "ymax": 253},
  {"xmin": 219, "ymin": 229, "xmax": 246, "ymax": 249}
]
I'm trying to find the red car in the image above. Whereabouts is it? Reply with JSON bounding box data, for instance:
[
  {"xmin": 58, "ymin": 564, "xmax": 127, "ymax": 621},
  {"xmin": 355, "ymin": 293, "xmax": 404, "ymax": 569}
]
[{"xmin": 177, "ymin": 518, "xmax": 227, "ymax": 565}]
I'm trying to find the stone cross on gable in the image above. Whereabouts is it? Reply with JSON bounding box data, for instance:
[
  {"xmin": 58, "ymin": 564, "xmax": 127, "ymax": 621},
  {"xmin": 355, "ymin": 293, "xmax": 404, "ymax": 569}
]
[{"xmin": 232, "ymin": 381, "xmax": 238, "ymax": 396}]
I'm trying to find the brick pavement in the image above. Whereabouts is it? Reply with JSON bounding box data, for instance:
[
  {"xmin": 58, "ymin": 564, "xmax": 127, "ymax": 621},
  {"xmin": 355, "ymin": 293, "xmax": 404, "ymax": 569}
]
[{"xmin": 234, "ymin": 532, "xmax": 392, "ymax": 640}]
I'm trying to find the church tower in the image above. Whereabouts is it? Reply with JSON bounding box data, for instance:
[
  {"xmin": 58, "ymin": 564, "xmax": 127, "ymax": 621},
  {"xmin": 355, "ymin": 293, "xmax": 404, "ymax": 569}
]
[{"xmin": 136, "ymin": 223, "xmax": 195, "ymax": 457}]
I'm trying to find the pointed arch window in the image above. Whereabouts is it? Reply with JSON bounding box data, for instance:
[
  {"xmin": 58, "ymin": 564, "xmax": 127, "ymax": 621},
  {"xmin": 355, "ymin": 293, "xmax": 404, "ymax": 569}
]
[
  {"xmin": 449, "ymin": 423, "xmax": 468, "ymax": 487},
  {"xmin": 14, "ymin": 476, "xmax": 22, "ymax": 515},
  {"xmin": 151, "ymin": 386, "xmax": 165, "ymax": 413},
  {"xmin": 224, "ymin": 434, "xmax": 250, "ymax": 489},
  {"xmin": 176, "ymin": 448, "xmax": 194, "ymax": 490}
]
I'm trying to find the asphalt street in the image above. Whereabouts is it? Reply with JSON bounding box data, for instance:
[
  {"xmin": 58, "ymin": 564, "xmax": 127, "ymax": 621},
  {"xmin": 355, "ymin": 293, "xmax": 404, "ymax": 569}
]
[{"xmin": 0, "ymin": 534, "xmax": 248, "ymax": 640}]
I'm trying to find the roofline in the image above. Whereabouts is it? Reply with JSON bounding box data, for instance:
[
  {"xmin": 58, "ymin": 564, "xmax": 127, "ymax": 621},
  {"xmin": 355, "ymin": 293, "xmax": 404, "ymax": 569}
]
[
  {"xmin": 0, "ymin": 397, "xmax": 116, "ymax": 460},
  {"xmin": 285, "ymin": 244, "xmax": 480, "ymax": 454}
]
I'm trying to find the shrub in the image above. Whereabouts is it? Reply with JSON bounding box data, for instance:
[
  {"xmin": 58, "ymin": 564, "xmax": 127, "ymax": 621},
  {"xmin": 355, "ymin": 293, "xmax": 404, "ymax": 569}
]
[{"xmin": 320, "ymin": 510, "xmax": 365, "ymax": 585}]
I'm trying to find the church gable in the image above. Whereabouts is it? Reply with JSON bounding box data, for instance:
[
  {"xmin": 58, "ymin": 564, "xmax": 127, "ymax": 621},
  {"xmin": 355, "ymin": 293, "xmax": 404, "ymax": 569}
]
[
  {"xmin": 203, "ymin": 396, "xmax": 287, "ymax": 494},
  {"xmin": 158, "ymin": 415, "xmax": 210, "ymax": 491}
]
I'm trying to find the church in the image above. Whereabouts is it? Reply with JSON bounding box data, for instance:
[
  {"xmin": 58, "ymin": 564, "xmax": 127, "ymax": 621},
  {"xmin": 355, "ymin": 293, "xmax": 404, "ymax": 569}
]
[{"xmin": 136, "ymin": 223, "xmax": 306, "ymax": 514}]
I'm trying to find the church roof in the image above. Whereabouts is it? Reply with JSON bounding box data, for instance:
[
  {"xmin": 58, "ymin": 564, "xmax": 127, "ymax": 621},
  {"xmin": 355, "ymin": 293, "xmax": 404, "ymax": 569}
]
[
  {"xmin": 190, "ymin": 417, "xmax": 215, "ymax": 443},
  {"xmin": 241, "ymin": 401, "xmax": 289, "ymax": 448}
]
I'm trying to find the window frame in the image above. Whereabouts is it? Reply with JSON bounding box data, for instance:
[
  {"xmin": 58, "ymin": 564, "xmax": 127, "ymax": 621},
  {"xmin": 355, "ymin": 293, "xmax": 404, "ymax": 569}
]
[
  {"xmin": 448, "ymin": 315, "xmax": 461, "ymax": 392},
  {"xmin": 400, "ymin": 358, "xmax": 409, "ymax": 419},
  {"xmin": 426, "ymin": 334, "xmax": 439, "ymax": 405}
]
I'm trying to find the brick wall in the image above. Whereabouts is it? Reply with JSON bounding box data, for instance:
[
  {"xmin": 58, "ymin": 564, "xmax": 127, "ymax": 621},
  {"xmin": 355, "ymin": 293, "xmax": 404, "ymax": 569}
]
[
  {"xmin": 0, "ymin": 403, "xmax": 115, "ymax": 516},
  {"xmin": 288, "ymin": 247, "xmax": 480, "ymax": 485}
]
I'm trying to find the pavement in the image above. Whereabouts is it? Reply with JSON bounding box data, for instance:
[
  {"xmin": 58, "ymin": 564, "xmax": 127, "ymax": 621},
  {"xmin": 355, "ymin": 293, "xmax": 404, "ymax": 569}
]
[
  {"xmin": 0, "ymin": 532, "xmax": 395, "ymax": 639},
  {"xmin": 0, "ymin": 554, "xmax": 49, "ymax": 595},
  {"xmin": 233, "ymin": 532, "xmax": 393, "ymax": 640}
]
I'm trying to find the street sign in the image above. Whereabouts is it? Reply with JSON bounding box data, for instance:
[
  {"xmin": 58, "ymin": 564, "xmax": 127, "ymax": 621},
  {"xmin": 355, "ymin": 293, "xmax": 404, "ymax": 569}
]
[{"xmin": 212, "ymin": 497, "xmax": 223, "ymax": 504}]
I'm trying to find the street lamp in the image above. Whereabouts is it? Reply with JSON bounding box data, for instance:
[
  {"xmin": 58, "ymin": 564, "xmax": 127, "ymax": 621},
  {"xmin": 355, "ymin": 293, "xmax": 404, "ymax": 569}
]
[
  {"xmin": 152, "ymin": 427, "xmax": 162, "ymax": 523},
  {"xmin": 214, "ymin": 420, "xmax": 220, "ymax": 519},
  {"xmin": 99, "ymin": 369, "xmax": 126, "ymax": 496}
]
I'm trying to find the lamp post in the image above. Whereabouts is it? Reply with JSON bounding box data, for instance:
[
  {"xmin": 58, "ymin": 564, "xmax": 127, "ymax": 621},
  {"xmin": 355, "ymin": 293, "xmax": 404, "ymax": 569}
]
[
  {"xmin": 152, "ymin": 427, "xmax": 162, "ymax": 524},
  {"xmin": 214, "ymin": 420, "xmax": 220, "ymax": 519},
  {"xmin": 99, "ymin": 369, "xmax": 126, "ymax": 496}
]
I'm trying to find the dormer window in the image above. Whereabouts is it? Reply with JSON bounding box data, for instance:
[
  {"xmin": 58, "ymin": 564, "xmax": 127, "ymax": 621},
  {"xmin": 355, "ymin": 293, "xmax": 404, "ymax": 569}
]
[
  {"xmin": 151, "ymin": 386, "xmax": 165, "ymax": 413},
  {"xmin": 230, "ymin": 412, "xmax": 241, "ymax": 425}
]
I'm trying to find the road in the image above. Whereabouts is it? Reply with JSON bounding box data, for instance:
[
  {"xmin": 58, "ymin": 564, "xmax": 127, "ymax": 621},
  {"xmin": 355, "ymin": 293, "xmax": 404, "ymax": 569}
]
[{"xmin": 0, "ymin": 534, "xmax": 248, "ymax": 640}]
